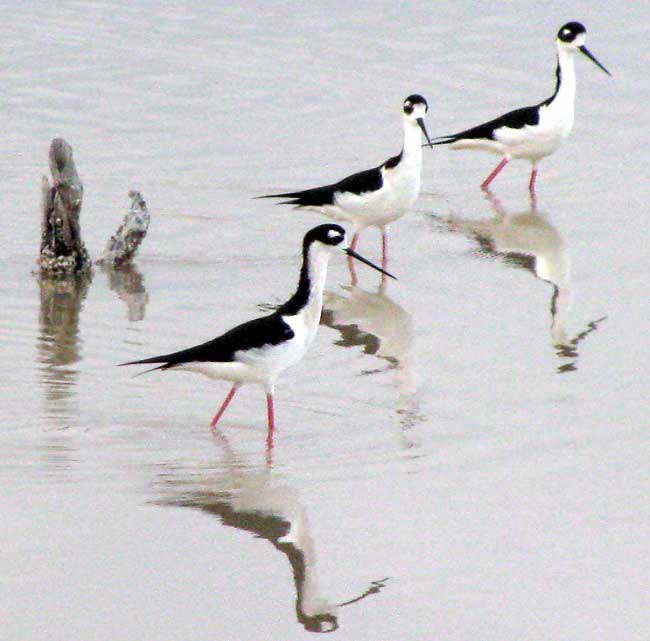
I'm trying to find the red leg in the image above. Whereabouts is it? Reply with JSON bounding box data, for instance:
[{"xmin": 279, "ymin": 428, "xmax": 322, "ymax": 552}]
[
  {"xmin": 381, "ymin": 229, "xmax": 389, "ymax": 283},
  {"xmin": 209, "ymin": 385, "xmax": 238, "ymax": 429},
  {"xmin": 266, "ymin": 393, "xmax": 275, "ymax": 429},
  {"xmin": 347, "ymin": 233, "xmax": 360, "ymax": 286},
  {"xmin": 481, "ymin": 157, "xmax": 509, "ymax": 190},
  {"xmin": 528, "ymin": 167, "xmax": 538, "ymax": 194},
  {"xmin": 266, "ymin": 393, "xmax": 275, "ymax": 449}
]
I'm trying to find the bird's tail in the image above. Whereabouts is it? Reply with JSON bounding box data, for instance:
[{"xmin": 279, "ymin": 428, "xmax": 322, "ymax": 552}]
[
  {"xmin": 118, "ymin": 354, "xmax": 174, "ymax": 374},
  {"xmin": 255, "ymin": 191, "xmax": 307, "ymax": 206},
  {"xmin": 256, "ymin": 185, "xmax": 332, "ymax": 207}
]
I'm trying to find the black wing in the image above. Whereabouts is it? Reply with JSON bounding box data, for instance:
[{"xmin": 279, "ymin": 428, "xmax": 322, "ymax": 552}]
[
  {"xmin": 259, "ymin": 165, "xmax": 384, "ymax": 207},
  {"xmin": 120, "ymin": 313, "xmax": 294, "ymax": 371},
  {"xmin": 432, "ymin": 104, "xmax": 541, "ymax": 145}
]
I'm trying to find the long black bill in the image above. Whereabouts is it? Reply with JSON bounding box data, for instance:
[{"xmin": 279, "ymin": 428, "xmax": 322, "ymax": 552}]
[
  {"xmin": 343, "ymin": 248, "xmax": 397, "ymax": 280},
  {"xmin": 579, "ymin": 45, "xmax": 611, "ymax": 76},
  {"xmin": 417, "ymin": 117, "xmax": 434, "ymax": 149}
]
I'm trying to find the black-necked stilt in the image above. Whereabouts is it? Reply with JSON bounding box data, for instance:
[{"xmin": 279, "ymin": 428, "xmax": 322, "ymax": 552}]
[
  {"xmin": 259, "ymin": 95, "xmax": 433, "ymax": 266},
  {"xmin": 120, "ymin": 224, "xmax": 394, "ymax": 441},
  {"xmin": 431, "ymin": 22, "xmax": 611, "ymax": 192}
]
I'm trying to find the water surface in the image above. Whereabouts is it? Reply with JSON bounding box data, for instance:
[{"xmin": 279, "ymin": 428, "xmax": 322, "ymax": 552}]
[{"xmin": 2, "ymin": 2, "xmax": 648, "ymax": 639}]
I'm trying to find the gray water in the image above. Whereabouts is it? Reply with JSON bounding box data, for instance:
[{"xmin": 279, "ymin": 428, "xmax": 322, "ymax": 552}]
[{"xmin": 2, "ymin": 2, "xmax": 649, "ymax": 639}]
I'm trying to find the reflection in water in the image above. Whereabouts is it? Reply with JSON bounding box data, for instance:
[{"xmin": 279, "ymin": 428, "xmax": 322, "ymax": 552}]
[
  {"xmin": 37, "ymin": 272, "xmax": 91, "ymax": 421},
  {"xmin": 100, "ymin": 263, "xmax": 149, "ymax": 321},
  {"xmin": 156, "ymin": 433, "xmax": 388, "ymax": 633},
  {"xmin": 321, "ymin": 282, "xmax": 421, "ymax": 426},
  {"xmin": 444, "ymin": 191, "xmax": 604, "ymax": 372}
]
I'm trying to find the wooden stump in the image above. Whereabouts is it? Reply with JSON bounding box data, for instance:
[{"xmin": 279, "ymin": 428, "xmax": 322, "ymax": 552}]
[{"xmin": 39, "ymin": 138, "xmax": 90, "ymax": 274}]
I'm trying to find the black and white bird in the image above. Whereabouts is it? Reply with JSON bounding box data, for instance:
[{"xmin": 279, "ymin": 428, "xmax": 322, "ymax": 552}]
[
  {"xmin": 260, "ymin": 95, "xmax": 433, "ymax": 266},
  {"xmin": 119, "ymin": 224, "xmax": 394, "ymax": 440},
  {"xmin": 431, "ymin": 22, "xmax": 611, "ymax": 192}
]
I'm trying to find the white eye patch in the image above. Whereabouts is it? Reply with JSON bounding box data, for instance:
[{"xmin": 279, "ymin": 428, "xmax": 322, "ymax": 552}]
[{"xmin": 327, "ymin": 229, "xmax": 342, "ymax": 240}]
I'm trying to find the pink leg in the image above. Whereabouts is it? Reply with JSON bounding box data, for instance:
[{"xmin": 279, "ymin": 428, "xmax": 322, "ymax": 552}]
[
  {"xmin": 266, "ymin": 393, "xmax": 275, "ymax": 450},
  {"xmin": 381, "ymin": 229, "xmax": 389, "ymax": 281},
  {"xmin": 209, "ymin": 385, "xmax": 238, "ymax": 429},
  {"xmin": 528, "ymin": 167, "xmax": 538, "ymax": 194},
  {"xmin": 481, "ymin": 157, "xmax": 509, "ymax": 190},
  {"xmin": 266, "ymin": 393, "xmax": 275, "ymax": 429},
  {"xmin": 347, "ymin": 233, "xmax": 360, "ymax": 286}
]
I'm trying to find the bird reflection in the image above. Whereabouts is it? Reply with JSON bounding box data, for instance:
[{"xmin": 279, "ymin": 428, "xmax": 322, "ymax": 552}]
[
  {"xmin": 156, "ymin": 432, "xmax": 388, "ymax": 633},
  {"xmin": 100, "ymin": 263, "xmax": 149, "ymax": 321},
  {"xmin": 321, "ymin": 281, "xmax": 421, "ymax": 424},
  {"xmin": 36, "ymin": 272, "xmax": 91, "ymax": 422},
  {"xmin": 443, "ymin": 191, "xmax": 605, "ymax": 372}
]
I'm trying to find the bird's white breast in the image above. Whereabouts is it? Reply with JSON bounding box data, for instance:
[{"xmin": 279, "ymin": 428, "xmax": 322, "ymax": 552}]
[
  {"xmin": 324, "ymin": 121, "xmax": 424, "ymax": 230},
  {"xmin": 331, "ymin": 153, "xmax": 421, "ymax": 230},
  {"xmin": 234, "ymin": 248, "xmax": 328, "ymax": 384},
  {"xmin": 234, "ymin": 318, "xmax": 308, "ymax": 381}
]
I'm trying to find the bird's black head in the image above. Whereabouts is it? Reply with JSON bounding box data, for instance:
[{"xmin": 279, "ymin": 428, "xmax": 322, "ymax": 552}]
[
  {"xmin": 556, "ymin": 21, "xmax": 611, "ymax": 76},
  {"xmin": 403, "ymin": 94, "xmax": 433, "ymax": 148},
  {"xmin": 557, "ymin": 21, "xmax": 586, "ymax": 43},
  {"xmin": 302, "ymin": 224, "xmax": 396, "ymax": 280},
  {"xmin": 403, "ymin": 94, "xmax": 428, "ymax": 115},
  {"xmin": 304, "ymin": 223, "xmax": 346, "ymax": 250}
]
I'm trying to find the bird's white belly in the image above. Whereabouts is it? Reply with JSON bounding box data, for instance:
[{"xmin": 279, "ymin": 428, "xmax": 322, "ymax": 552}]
[
  {"xmin": 237, "ymin": 311, "xmax": 317, "ymax": 383},
  {"xmin": 498, "ymin": 125, "xmax": 567, "ymax": 160},
  {"xmin": 499, "ymin": 104, "xmax": 573, "ymax": 161},
  {"xmin": 174, "ymin": 360, "xmax": 262, "ymax": 383},
  {"xmin": 171, "ymin": 324, "xmax": 311, "ymax": 391},
  {"xmin": 451, "ymin": 104, "xmax": 574, "ymax": 162},
  {"xmin": 174, "ymin": 336, "xmax": 308, "ymax": 389},
  {"xmin": 236, "ymin": 335, "xmax": 306, "ymax": 379},
  {"xmin": 322, "ymin": 167, "xmax": 420, "ymax": 230}
]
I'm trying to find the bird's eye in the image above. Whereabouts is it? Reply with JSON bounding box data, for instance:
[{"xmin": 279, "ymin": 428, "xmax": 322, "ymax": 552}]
[
  {"xmin": 558, "ymin": 27, "xmax": 575, "ymax": 42},
  {"xmin": 404, "ymin": 103, "xmax": 413, "ymax": 114}
]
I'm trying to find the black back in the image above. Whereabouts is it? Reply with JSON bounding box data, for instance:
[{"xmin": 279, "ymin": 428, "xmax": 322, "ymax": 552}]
[
  {"xmin": 384, "ymin": 150, "xmax": 403, "ymax": 169},
  {"xmin": 432, "ymin": 103, "xmax": 544, "ymax": 144},
  {"xmin": 120, "ymin": 314, "xmax": 295, "ymax": 370},
  {"xmin": 259, "ymin": 162, "xmax": 386, "ymax": 207}
]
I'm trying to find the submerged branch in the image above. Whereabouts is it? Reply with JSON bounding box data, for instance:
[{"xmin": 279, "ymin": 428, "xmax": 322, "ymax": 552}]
[{"xmin": 96, "ymin": 191, "xmax": 151, "ymax": 267}]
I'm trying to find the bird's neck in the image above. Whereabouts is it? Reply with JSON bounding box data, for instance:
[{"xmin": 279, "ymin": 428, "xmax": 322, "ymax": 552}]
[
  {"xmin": 551, "ymin": 48, "xmax": 576, "ymax": 108},
  {"xmin": 401, "ymin": 118, "xmax": 424, "ymax": 165},
  {"xmin": 278, "ymin": 245, "xmax": 329, "ymax": 318}
]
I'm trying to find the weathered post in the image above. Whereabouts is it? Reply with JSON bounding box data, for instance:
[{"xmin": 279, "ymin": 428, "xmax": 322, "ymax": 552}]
[{"xmin": 39, "ymin": 138, "xmax": 90, "ymax": 274}]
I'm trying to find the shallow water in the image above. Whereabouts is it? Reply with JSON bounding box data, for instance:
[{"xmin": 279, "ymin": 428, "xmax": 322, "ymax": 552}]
[{"xmin": 2, "ymin": 2, "xmax": 649, "ymax": 639}]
